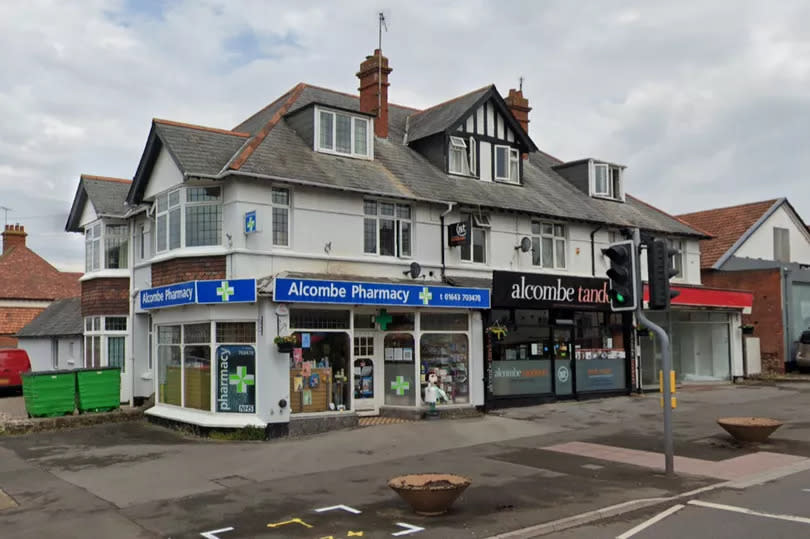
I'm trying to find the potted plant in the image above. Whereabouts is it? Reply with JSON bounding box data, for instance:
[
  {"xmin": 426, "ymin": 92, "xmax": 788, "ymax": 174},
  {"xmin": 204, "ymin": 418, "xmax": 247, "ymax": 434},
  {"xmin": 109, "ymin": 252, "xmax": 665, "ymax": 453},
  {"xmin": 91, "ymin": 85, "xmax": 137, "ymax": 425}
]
[
  {"xmin": 741, "ymin": 324, "xmax": 755, "ymax": 335},
  {"xmin": 274, "ymin": 335, "xmax": 297, "ymax": 353}
]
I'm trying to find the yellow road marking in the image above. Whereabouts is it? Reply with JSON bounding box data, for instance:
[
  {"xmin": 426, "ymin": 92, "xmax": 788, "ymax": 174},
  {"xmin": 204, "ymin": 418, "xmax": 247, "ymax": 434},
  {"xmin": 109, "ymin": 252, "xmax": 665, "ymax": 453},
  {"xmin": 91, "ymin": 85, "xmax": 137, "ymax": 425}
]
[{"xmin": 266, "ymin": 517, "xmax": 313, "ymax": 529}]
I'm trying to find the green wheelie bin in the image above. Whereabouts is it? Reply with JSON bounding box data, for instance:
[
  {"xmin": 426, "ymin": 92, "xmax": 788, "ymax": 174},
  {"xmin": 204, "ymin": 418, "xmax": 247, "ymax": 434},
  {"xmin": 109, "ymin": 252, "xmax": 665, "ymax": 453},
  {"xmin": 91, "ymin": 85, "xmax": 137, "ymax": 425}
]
[
  {"xmin": 76, "ymin": 367, "xmax": 121, "ymax": 413},
  {"xmin": 21, "ymin": 370, "xmax": 76, "ymax": 417}
]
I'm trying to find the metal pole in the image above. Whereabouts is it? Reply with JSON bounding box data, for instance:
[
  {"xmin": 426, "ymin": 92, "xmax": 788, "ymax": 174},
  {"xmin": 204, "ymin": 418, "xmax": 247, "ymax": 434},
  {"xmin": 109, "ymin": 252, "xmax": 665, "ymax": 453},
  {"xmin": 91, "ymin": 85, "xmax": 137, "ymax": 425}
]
[{"xmin": 633, "ymin": 228, "xmax": 674, "ymax": 475}]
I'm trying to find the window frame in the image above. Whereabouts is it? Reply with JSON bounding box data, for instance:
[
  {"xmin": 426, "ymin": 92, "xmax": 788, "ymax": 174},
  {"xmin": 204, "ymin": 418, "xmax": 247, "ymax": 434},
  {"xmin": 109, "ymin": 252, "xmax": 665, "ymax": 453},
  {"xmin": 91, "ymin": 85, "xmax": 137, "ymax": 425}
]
[
  {"xmin": 315, "ymin": 106, "xmax": 373, "ymax": 160},
  {"xmin": 531, "ymin": 221, "xmax": 567, "ymax": 269},
  {"xmin": 460, "ymin": 213, "xmax": 488, "ymax": 264},
  {"xmin": 592, "ymin": 162, "xmax": 624, "ymax": 201},
  {"xmin": 153, "ymin": 186, "xmax": 222, "ymax": 254},
  {"xmin": 85, "ymin": 220, "xmax": 129, "ymax": 272},
  {"xmin": 271, "ymin": 186, "xmax": 291, "ymax": 247},
  {"xmin": 593, "ymin": 163, "xmax": 610, "ymax": 196},
  {"xmin": 448, "ymin": 136, "xmax": 470, "ymax": 175},
  {"xmin": 84, "ymin": 315, "xmax": 128, "ymax": 372},
  {"xmin": 363, "ymin": 199, "xmax": 412, "ymax": 258},
  {"xmin": 494, "ymin": 145, "xmax": 520, "ymax": 184}
]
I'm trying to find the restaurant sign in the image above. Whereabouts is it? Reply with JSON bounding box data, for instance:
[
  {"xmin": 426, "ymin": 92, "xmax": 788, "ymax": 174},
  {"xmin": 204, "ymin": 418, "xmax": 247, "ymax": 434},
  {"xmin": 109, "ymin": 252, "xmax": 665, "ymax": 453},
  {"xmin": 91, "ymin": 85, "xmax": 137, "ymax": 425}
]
[
  {"xmin": 447, "ymin": 221, "xmax": 470, "ymax": 247},
  {"xmin": 492, "ymin": 271, "xmax": 610, "ymax": 310}
]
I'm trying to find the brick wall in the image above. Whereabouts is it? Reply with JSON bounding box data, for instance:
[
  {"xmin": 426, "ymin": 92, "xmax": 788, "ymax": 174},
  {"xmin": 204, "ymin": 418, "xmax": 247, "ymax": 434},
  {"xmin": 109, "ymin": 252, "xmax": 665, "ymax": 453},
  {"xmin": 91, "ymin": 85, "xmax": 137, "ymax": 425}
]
[
  {"xmin": 81, "ymin": 278, "xmax": 130, "ymax": 317},
  {"xmin": 701, "ymin": 268, "xmax": 784, "ymax": 373},
  {"xmin": 151, "ymin": 256, "xmax": 226, "ymax": 287}
]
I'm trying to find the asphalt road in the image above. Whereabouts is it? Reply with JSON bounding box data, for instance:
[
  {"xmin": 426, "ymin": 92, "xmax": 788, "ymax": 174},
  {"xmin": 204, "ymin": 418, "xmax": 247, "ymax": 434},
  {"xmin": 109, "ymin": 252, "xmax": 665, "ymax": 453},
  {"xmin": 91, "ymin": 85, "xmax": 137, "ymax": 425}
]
[{"xmin": 548, "ymin": 468, "xmax": 810, "ymax": 538}]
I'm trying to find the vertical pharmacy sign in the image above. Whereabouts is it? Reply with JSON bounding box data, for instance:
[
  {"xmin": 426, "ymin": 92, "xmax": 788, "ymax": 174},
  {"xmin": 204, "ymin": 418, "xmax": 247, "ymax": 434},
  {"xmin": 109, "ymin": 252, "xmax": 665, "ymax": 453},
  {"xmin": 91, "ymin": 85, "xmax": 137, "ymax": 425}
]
[{"xmin": 217, "ymin": 345, "xmax": 256, "ymax": 413}]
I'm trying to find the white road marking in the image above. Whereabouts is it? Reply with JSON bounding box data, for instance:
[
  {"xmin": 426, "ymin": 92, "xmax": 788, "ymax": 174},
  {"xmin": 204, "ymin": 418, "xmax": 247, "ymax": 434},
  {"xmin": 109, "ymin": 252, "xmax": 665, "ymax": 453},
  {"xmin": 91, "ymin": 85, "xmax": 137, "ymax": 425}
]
[
  {"xmin": 200, "ymin": 527, "xmax": 234, "ymax": 539},
  {"xmin": 315, "ymin": 504, "xmax": 363, "ymax": 515},
  {"xmin": 392, "ymin": 522, "xmax": 425, "ymax": 536},
  {"xmin": 616, "ymin": 504, "xmax": 685, "ymax": 539},
  {"xmin": 688, "ymin": 500, "xmax": 810, "ymax": 524}
]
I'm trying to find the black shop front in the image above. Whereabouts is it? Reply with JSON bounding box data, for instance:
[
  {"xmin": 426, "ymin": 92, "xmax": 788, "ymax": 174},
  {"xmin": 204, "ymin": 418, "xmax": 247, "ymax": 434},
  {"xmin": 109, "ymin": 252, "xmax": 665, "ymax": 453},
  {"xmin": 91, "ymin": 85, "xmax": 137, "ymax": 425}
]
[{"xmin": 485, "ymin": 271, "xmax": 633, "ymax": 409}]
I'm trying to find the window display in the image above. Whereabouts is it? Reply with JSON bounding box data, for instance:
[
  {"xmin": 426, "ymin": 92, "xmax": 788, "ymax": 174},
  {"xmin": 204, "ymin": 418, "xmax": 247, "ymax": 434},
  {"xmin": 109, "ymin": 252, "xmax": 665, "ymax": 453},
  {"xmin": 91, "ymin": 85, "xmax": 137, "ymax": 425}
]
[
  {"xmin": 290, "ymin": 332, "xmax": 350, "ymax": 413},
  {"xmin": 420, "ymin": 333, "xmax": 469, "ymax": 404},
  {"xmin": 384, "ymin": 333, "xmax": 415, "ymax": 405}
]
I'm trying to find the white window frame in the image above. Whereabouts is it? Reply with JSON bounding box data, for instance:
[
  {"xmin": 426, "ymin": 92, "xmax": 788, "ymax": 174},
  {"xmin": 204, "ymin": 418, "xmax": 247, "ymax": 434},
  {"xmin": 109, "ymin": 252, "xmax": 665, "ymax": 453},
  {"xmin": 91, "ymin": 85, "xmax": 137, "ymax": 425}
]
[
  {"xmin": 469, "ymin": 136, "xmax": 477, "ymax": 176},
  {"xmin": 153, "ymin": 186, "xmax": 222, "ymax": 254},
  {"xmin": 314, "ymin": 106, "xmax": 373, "ymax": 160},
  {"xmin": 592, "ymin": 162, "xmax": 624, "ymax": 201},
  {"xmin": 593, "ymin": 163, "xmax": 610, "ymax": 196},
  {"xmin": 460, "ymin": 213, "xmax": 489, "ymax": 264},
  {"xmin": 494, "ymin": 145, "xmax": 520, "ymax": 184},
  {"xmin": 271, "ymin": 187, "xmax": 291, "ymax": 247},
  {"xmin": 669, "ymin": 238, "xmax": 684, "ymax": 279},
  {"xmin": 448, "ymin": 136, "xmax": 470, "ymax": 175},
  {"xmin": 85, "ymin": 222, "xmax": 101, "ymax": 272},
  {"xmin": 531, "ymin": 221, "xmax": 567, "ymax": 269},
  {"xmin": 363, "ymin": 199, "xmax": 412, "ymax": 258},
  {"xmin": 84, "ymin": 316, "xmax": 128, "ymax": 372}
]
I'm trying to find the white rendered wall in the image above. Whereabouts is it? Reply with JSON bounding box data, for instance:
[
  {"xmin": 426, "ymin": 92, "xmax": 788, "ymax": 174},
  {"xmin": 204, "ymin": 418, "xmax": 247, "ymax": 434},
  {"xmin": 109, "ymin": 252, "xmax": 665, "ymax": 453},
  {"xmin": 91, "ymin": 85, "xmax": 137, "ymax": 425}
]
[{"xmin": 735, "ymin": 205, "xmax": 810, "ymax": 264}]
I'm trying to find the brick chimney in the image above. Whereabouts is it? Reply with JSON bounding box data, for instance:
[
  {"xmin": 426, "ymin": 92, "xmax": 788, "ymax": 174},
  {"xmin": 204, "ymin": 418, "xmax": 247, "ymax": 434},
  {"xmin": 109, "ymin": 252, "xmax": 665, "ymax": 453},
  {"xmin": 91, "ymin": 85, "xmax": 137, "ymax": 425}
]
[
  {"xmin": 2, "ymin": 223, "xmax": 27, "ymax": 254},
  {"xmin": 504, "ymin": 88, "xmax": 531, "ymax": 135},
  {"xmin": 357, "ymin": 49, "xmax": 393, "ymax": 139}
]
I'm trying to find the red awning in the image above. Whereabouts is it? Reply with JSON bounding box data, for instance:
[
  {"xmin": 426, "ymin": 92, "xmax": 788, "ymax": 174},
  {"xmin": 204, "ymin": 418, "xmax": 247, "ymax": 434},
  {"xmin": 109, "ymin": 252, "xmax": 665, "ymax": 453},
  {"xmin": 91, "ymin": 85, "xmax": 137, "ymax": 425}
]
[{"xmin": 643, "ymin": 284, "xmax": 753, "ymax": 313}]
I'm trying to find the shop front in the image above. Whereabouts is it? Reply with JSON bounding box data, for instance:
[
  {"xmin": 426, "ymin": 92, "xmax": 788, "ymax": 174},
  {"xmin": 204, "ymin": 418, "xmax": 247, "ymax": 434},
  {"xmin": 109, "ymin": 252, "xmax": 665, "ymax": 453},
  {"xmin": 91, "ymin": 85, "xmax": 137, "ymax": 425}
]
[
  {"xmin": 486, "ymin": 271, "xmax": 632, "ymax": 408},
  {"xmin": 272, "ymin": 276, "xmax": 489, "ymax": 417}
]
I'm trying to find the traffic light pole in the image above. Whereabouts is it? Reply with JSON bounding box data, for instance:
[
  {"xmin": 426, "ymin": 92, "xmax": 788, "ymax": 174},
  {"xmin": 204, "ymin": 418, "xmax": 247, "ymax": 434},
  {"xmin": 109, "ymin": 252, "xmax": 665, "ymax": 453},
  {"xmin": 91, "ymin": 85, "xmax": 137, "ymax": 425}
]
[{"xmin": 632, "ymin": 228, "xmax": 675, "ymax": 475}]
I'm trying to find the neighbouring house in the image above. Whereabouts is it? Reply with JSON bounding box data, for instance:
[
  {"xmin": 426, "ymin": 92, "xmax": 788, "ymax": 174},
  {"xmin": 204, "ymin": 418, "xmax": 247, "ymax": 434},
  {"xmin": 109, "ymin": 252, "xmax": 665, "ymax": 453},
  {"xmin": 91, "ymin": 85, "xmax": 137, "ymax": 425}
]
[
  {"xmin": 65, "ymin": 48, "xmax": 751, "ymax": 434},
  {"xmin": 65, "ymin": 175, "xmax": 132, "ymax": 402},
  {"xmin": 678, "ymin": 198, "xmax": 810, "ymax": 373},
  {"xmin": 0, "ymin": 224, "xmax": 81, "ymax": 348},
  {"xmin": 16, "ymin": 297, "xmax": 83, "ymax": 371}
]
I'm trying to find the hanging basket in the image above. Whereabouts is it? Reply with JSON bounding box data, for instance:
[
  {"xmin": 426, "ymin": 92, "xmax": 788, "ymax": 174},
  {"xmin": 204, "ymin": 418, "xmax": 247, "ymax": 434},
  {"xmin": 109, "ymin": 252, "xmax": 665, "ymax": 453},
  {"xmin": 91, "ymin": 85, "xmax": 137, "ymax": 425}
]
[
  {"xmin": 276, "ymin": 342, "xmax": 294, "ymax": 353},
  {"xmin": 741, "ymin": 326, "xmax": 755, "ymax": 335}
]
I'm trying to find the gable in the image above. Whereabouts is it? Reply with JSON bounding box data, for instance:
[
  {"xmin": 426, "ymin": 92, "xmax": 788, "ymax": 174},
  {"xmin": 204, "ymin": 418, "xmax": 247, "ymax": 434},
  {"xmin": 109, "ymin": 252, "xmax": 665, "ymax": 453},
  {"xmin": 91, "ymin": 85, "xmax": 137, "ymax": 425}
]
[
  {"xmin": 143, "ymin": 146, "xmax": 184, "ymax": 200},
  {"xmin": 734, "ymin": 203, "xmax": 810, "ymax": 264},
  {"xmin": 454, "ymin": 98, "xmax": 517, "ymax": 143},
  {"xmin": 79, "ymin": 198, "xmax": 97, "ymax": 229}
]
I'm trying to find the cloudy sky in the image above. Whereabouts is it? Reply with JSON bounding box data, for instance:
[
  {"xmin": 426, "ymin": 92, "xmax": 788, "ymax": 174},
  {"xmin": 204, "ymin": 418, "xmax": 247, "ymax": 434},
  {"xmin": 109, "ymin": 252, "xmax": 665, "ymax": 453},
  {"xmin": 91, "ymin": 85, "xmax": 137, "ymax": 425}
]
[{"xmin": 1, "ymin": 0, "xmax": 808, "ymax": 271}]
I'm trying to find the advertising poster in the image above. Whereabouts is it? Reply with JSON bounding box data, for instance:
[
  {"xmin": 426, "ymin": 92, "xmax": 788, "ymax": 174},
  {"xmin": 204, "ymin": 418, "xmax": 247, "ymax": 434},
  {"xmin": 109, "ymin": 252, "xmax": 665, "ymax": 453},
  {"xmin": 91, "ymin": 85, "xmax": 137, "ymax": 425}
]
[{"xmin": 216, "ymin": 345, "xmax": 256, "ymax": 413}]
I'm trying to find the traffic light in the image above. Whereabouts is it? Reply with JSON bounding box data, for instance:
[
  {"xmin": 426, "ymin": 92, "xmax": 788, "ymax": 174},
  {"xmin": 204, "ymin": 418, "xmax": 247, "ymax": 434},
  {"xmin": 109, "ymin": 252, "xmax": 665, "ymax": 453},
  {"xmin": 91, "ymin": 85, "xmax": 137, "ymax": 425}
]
[
  {"xmin": 602, "ymin": 240, "xmax": 639, "ymax": 312},
  {"xmin": 647, "ymin": 238, "xmax": 681, "ymax": 310}
]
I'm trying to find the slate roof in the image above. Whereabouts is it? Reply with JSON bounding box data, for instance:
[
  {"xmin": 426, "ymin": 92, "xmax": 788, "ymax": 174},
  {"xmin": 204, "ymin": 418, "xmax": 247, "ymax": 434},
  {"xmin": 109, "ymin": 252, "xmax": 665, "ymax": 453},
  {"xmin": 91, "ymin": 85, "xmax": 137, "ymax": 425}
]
[
  {"xmin": 16, "ymin": 297, "xmax": 82, "ymax": 337},
  {"xmin": 406, "ymin": 86, "xmax": 490, "ymax": 142},
  {"xmin": 65, "ymin": 175, "xmax": 131, "ymax": 232},
  {"xmin": 131, "ymin": 83, "xmax": 705, "ymax": 238},
  {"xmin": 678, "ymin": 199, "xmax": 782, "ymax": 268}
]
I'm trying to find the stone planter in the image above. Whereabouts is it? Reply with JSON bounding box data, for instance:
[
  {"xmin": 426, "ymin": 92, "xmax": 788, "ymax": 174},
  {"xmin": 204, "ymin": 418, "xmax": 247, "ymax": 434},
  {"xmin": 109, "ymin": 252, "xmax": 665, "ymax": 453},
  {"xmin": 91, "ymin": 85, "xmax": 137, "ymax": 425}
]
[
  {"xmin": 388, "ymin": 473, "xmax": 471, "ymax": 516},
  {"xmin": 717, "ymin": 417, "xmax": 783, "ymax": 443}
]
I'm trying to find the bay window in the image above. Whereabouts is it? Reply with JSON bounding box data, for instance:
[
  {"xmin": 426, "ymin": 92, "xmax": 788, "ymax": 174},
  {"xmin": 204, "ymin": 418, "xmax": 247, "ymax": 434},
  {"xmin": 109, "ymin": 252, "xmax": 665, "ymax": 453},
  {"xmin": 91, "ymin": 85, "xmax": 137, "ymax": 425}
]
[
  {"xmin": 154, "ymin": 186, "xmax": 222, "ymax": 253},
  {"xmin": 85, "ymin": 223, "xmax": 101, "ymax": 272},
  {"xmin": 531, "ymin": 221, "xmax": 567, "ymax": 269},
  {"xmin": 84, "ymin": 316, "xmax": 127, "ymax": 372},
  {"xmin": 363, "ymin": 200, "xmax": 411, "ymax": 257},
  {"xmin": 317, "ymin": 107, "xmax": 372, "ymax": 159},
  {"xmin": 85, "ymin": 221, "xmax": 128, "ymax": 272}
]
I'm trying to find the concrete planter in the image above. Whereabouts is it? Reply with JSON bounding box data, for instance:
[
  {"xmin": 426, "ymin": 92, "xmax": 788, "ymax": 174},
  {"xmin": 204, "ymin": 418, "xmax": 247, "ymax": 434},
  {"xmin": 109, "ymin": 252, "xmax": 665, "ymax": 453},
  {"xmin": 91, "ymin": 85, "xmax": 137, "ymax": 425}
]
[
  {"xmin": 388, "ymin": 473, "xmax": 471, "ymax": 516},
  {"xmin": 717, "ymin": 417, "xmax": 783, "ymax": 443}
]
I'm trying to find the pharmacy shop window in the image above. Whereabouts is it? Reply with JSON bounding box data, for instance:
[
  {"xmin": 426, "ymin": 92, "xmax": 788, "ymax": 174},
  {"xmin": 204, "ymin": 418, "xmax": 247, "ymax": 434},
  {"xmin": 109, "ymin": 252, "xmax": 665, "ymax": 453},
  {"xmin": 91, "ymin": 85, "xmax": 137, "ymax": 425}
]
[
  {"xmin": 289, "ymin": 331, "xmax": 351, "ymax": 414},
  {"xmin": 419, "ymin": 312, "xmax": 470, "ymax": 404}
]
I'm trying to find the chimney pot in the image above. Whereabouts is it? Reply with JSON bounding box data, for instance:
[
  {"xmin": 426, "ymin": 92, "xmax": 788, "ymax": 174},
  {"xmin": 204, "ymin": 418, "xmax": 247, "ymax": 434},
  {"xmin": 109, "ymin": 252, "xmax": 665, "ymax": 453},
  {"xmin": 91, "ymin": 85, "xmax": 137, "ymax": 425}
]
[
  {"xmin": 2, "ymin": 222, "xmax": 27, "ymax": 254},
  {"xmin": 357, "ymin": 49, "xmax": 393, "ymax": 139},
  {"xmin": 505, "ymin": 88, "xmax": 531, "ymax": 135}
]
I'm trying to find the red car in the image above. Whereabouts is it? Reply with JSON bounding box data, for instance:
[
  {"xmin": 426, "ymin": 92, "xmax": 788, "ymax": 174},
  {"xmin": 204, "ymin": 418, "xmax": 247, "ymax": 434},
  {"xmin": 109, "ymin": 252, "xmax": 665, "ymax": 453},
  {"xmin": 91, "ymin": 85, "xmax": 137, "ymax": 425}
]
[{"xmin": 0, "ymin": 349, "xmax": 31, "ymax": 389}]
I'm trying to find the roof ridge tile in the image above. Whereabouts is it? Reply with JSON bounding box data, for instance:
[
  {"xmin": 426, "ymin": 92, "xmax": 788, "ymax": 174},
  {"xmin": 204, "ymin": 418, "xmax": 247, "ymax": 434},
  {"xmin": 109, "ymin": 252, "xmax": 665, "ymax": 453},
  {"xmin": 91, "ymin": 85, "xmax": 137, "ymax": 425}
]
[
  {"xmin": 154, "ymin": 118, "xmax": 251, "ymax": 138},
  {"xmin": 80, "ymin": 174, "xmax": 131, "ymax": 184}
]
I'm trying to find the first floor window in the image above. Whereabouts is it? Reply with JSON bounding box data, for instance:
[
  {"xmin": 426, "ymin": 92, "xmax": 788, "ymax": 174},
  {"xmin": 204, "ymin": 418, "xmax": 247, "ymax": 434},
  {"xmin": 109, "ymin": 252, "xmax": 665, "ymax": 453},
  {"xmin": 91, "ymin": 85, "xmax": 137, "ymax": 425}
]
[
  {"xmin": 531, "ymin": 222, "xmax": 567, "ymax": 269},
  {"xmin": 460, "ymin": 214, "xmax": 488, "ymax": 263},
  {"xmin": 154, "ymin": 187, "xmax": 222, "ymax": 252},
  {"xmin": 363, "ymin": 200, "xmax": 411, "ymax": 257},
  {"xmin": 85, "ymin": 223, "xmax": 101, "ymax": 272},
  {"xmin": 271, "ymin": 187, "xmax": 290, "ymax": 246},
  {"xmin": 104, "ymin": 224, "xmax": 128, "ymax": 269}
]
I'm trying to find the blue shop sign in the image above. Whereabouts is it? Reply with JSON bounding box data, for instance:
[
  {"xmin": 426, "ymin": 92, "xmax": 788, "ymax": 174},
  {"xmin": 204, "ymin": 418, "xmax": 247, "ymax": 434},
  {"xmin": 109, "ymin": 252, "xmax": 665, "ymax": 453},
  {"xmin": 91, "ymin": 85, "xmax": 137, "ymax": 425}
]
[
  {"xmin": 244, "ymin": 210, "xmax": 257, "ymax": 234},
  {"xmin": 139, "ymin": 279, "xmax": 256, "ymax": 310},
  {"xmin": 273, "ymin": 277, "xmax": 490, "ymax": 309}
]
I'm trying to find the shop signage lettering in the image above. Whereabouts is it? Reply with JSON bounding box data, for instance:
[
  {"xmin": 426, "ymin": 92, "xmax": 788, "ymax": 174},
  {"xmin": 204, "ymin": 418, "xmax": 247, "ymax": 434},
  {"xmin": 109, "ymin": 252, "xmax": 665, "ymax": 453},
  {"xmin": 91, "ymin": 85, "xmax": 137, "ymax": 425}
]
[
  {"xmin": 491, "ymin": 360, "xmax": 552, "ymax": 396},
  {"xmin": 447, "ymin": 221, "xmax": 470, "ymax": 247},
  {"xmin": 217, "ymin": 345, "xmax": 256, "ymax": 413},
  {"xmin": 273, "ymin": 277, "xmax": 490, "ymax": 309},
  {"xmin": 492, "ymin": 271, "xmax": 610, "ymax": 310},
  {"xmin": 139, "ymin": 279, "xmax": 257, "ymax": 310}
]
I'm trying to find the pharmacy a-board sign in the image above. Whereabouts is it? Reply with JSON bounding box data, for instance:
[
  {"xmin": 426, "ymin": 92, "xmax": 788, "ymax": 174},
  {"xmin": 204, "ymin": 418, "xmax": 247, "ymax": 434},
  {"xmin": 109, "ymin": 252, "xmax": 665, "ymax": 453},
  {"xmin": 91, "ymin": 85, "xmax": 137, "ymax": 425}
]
[{"xmin": 217, "ymin": 345, "xmax": 256, "ymax": 413}]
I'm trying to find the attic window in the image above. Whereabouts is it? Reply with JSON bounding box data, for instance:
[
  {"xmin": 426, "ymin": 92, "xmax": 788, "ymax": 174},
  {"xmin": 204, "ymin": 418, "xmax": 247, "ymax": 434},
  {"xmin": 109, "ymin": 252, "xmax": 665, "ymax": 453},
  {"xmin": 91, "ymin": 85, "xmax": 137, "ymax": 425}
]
[
  {"xmin": 316, "ymin": 107, "xmax": 372, "ymax": 159},
  {"xmin": 448, "ymin": 136, "xmax": 476, "ymax": 176},
  {"xmin": 592, "ymin": 162, "xmax": 623, "ymax": 201},
  {"xmin": 494, "ymin": 145, "xmax": 520, "ymax": 184}
]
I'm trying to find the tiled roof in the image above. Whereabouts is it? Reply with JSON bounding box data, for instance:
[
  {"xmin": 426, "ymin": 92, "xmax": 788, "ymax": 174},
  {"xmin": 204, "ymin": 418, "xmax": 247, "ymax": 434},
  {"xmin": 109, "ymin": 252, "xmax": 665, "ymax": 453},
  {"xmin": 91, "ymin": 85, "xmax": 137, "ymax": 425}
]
[
  {"xmin": 16, "ymin": 297, "xmax": 82, "ymax": 337},
  {"xmin": 677, "ymin": 199, "xmax": 782, "ymax": 268},
  {"xmin": 133, "ymin": 83, "xmax": 705, "ymax": 238},
  {"xmin": 0, "ymin": 245, "xmax": 81, "ymax": 301},
  {"xmin": 0, "ymin": 307, "xmax": 45, "ymax": 336}
]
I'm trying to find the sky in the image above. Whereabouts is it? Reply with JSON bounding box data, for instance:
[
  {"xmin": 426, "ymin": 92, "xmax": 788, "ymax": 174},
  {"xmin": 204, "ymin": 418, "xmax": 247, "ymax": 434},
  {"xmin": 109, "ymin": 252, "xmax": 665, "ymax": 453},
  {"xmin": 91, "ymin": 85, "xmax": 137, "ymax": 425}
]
[{"xmin": 1, "ymin": 0, "xmax": 808, "ymax": 272}]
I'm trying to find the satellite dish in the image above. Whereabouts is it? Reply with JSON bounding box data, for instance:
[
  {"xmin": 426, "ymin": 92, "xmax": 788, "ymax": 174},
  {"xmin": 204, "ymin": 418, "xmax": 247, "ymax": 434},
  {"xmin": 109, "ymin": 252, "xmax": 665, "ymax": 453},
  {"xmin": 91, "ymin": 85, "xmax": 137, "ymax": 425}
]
[
  {"xmin": 519, "ymin": 237, "xmax": 532, "ymax": 253},
  {"xmin": 405, "ymin": 261, "xmax": 422, "ymax": 279}
]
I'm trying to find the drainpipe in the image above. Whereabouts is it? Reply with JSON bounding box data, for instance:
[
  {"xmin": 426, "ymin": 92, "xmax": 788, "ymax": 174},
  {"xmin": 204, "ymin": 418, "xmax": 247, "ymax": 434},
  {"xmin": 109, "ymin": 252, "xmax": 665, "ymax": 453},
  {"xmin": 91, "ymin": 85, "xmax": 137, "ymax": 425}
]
[
  {"xmin": 590, "ymin": 225, "xmax": 604, "ymax": 276},
  {"xmin": 440, "ymin": 202, "xmax": 455, "ymax": 283}
]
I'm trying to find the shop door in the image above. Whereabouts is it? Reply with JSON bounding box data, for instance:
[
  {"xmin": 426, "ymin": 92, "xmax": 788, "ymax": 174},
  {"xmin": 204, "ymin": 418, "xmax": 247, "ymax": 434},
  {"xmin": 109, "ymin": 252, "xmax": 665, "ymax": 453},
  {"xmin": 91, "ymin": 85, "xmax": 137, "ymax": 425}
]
[
  {"xmin": 107, "ymin": 336, "xmax": 131, "ymax": 403},
  {"xmin": 353, "ymin": 332, "xmax": 382, "ymax": 415},
  {"xmin": 552, "ymin": 327, "xmax": 574, "ymax": 397}
]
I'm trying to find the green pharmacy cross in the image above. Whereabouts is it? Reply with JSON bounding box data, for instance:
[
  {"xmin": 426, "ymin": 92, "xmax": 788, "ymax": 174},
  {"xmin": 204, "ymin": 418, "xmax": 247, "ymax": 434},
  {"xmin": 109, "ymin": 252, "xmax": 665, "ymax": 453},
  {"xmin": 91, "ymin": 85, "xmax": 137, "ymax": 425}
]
[
  {"xmin": 217, "ymin": 281, "xmax": 235, "ymax": 302},
  {"xmin": 391, "ymin": 376, "xmax": 410, "ymax": 396},
  {"xmin": 229, "ymin": 366, "xmax": 255, "ymax": 393},
  {"xmin": 419, "ymin": 287, "xmax": 433, "ymax": 305},
  {"xmin": 376, "ymin": 309, "xmax": 393, "ymax": 330}
]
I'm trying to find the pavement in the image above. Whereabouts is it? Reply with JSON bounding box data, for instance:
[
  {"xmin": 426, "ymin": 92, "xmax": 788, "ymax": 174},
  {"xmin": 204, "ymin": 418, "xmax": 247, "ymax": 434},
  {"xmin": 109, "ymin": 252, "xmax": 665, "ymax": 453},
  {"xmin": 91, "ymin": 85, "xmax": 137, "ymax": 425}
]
[
  {"xmin": 1, "ymin": 382, "xmax": 810, "ymax": 538},
  {"xmin": 0, "ymin": 394, "xmax": 25, "ymax": 421}
]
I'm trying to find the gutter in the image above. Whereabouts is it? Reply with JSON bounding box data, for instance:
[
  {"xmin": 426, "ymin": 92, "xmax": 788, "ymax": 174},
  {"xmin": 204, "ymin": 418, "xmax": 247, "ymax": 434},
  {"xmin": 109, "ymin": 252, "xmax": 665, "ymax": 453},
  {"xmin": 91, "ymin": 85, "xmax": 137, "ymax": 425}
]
[
  {"xmin": 590, "ymin": 225, "xmax": 604, "ymax": 276},
  {"xmin": 440, "ymin": 202, "xmax": 456, "ymax": 282}
]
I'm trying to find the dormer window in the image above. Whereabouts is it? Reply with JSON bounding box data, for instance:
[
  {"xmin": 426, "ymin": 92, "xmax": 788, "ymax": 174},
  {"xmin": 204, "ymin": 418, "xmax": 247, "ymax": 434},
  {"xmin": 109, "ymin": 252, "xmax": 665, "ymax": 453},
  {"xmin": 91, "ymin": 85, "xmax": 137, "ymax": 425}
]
[
  {"xmin": 592, "ymin": 162, "xmax": 624, "ymax": 201},
  {"xmin": 316, "ymin": 106, "xmax": 372, "ymax": 159},
  {"xmin": 495, "ymin": 145, "xmax": 520, "ymax": 184},
  {"xmin": 448, "ymin": 136, "xmax": 476, "ymax": 176}
]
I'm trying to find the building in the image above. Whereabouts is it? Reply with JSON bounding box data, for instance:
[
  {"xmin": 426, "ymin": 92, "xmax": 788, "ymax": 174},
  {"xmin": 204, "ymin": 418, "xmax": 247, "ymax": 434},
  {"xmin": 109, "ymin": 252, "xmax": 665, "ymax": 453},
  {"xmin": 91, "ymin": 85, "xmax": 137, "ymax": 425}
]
[
  {"xmin": 16, "ymin": 297, "xmax": 83, "ymax": 371},
  {"xmin": 65, "ymin": 175, "xmax": 132, "ymax": 401},
  {"xmin": 67, "ymin": 49, "xmax": 747, "ymax": 432},
  {"xmin": 0, "ymin": 224, "xmax": 81, "ymax": 348},
  {"xmin": 678, "ymin": 198, "xmax": 810, "ymax": 373}
]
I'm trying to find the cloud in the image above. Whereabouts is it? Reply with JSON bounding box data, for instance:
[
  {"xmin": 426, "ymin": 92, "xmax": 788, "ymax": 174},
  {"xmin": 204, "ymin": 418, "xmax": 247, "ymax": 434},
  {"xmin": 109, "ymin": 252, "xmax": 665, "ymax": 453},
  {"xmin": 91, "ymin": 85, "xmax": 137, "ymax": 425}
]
[{"xmin": 1, "ymin": 0, "xmax": 809, "ymax": 272}]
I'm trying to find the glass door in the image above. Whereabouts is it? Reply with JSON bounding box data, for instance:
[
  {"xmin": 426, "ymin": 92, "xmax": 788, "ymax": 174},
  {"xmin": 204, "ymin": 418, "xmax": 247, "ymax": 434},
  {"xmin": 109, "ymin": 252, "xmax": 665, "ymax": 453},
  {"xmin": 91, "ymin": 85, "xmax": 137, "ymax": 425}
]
[
  {"xmin": 353, "ymin": 332, "xmax": 380, "ymax": 415},
  {"xmin": 553, "ymin": 327, "xmax": 574, "ymax": 397}
]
